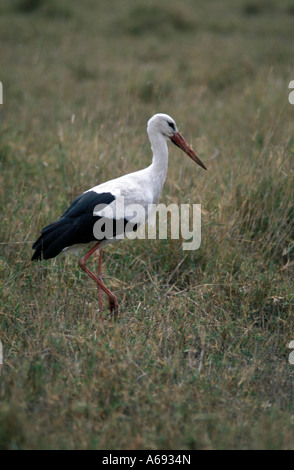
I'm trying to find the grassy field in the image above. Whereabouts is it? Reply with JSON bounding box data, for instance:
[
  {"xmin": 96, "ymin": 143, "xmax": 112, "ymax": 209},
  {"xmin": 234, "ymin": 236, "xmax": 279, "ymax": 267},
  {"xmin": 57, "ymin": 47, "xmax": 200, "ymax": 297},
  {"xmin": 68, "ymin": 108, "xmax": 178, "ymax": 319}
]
[{"xmin": 0, "ymin": 0, "xmax": 294, "ymax": 450}]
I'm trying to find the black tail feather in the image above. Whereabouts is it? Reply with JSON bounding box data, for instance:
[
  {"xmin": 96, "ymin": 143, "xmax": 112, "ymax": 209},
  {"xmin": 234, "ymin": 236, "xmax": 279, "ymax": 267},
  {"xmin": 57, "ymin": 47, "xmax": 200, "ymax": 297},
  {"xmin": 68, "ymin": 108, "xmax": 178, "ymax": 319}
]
[
  {"xmin": 32, "ymin": 214, "xmax": 98, "ymax": 260},
  {"xmin": 31, "ymin": 219, "xmax": 75, "ymax": 260},
  {"xmin": 32, "ymin": 190, "xmax": 117, "ymax": 261}
]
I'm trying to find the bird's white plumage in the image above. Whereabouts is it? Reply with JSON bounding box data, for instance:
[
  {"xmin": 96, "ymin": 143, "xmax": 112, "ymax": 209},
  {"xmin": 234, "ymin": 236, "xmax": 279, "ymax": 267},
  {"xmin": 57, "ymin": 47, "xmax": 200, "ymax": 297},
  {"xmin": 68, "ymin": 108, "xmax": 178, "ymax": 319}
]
[{"xmin": 62, "ymin": 114, "xmax": 178, "ymax": 255}]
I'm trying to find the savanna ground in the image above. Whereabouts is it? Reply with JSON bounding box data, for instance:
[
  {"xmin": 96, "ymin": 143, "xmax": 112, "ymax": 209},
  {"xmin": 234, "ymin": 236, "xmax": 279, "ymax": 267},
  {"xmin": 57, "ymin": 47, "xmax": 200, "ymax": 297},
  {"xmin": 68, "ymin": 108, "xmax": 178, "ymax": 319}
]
[{"xmin": 0, "ymin": 0, "xmax": 294, "ymax": 450}]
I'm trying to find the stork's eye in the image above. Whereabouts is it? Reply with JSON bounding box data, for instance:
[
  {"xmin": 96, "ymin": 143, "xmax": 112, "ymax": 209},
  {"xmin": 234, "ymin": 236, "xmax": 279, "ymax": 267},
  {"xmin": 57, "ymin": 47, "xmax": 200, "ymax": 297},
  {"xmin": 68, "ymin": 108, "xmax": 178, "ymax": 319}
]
[{"xmin": 167, "ymin": 121, "xmax": 175, "ymax": 131}]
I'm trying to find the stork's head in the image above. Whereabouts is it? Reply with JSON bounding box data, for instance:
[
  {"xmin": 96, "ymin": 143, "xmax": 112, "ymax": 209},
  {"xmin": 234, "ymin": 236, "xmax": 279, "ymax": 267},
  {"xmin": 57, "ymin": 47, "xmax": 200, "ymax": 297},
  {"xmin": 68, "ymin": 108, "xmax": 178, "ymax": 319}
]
[{"xmin": 147, "ymin": 113, "xmax": 207, "ymax": 171}]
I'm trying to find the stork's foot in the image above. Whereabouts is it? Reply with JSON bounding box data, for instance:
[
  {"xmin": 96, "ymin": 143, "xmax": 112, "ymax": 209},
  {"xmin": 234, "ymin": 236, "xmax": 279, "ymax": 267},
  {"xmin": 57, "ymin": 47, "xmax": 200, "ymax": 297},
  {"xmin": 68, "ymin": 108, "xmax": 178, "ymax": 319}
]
[
  {"xmin": 108, "ymin": 296, "xmax": 119, "ymax": 319},
  {"xmin": 78, "ymin": 244, "xmax": 119, "ymax": 320},
  {"xmin": 97, "ymin": 292, "xmax": 118, "ymax": 320}
]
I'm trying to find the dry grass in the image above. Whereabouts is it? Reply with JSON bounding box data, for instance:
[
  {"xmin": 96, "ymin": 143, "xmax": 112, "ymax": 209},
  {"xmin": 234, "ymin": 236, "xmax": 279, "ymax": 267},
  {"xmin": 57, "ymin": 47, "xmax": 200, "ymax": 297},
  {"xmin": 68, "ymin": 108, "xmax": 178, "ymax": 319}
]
[{"xmin": 0, "ymin": 0, "xmax": 294, "ymax": 449}]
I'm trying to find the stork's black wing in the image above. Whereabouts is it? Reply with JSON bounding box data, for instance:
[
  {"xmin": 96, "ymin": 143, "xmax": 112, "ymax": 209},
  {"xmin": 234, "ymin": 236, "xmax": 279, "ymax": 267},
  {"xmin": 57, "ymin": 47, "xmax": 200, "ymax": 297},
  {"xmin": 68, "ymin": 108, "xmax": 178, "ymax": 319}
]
[{"xmin": 31, "ymin": 191, "xmax": 115, "ymax": 260}]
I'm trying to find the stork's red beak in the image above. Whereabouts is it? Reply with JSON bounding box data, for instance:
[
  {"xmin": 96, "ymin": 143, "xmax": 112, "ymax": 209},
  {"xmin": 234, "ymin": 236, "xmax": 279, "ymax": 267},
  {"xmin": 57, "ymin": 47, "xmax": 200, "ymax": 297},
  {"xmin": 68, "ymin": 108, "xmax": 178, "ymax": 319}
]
[{"xmin": 171, "ymin": 132, "xmax": 207, "ymax": 171}]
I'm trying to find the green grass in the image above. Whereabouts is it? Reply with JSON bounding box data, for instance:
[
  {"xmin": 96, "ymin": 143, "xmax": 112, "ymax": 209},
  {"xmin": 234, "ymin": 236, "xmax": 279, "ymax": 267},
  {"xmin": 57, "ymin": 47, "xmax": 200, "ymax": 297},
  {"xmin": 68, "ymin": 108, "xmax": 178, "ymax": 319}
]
[{"xmin": 0, "ymin": 0, "xmax": 294, "ymax": 450}]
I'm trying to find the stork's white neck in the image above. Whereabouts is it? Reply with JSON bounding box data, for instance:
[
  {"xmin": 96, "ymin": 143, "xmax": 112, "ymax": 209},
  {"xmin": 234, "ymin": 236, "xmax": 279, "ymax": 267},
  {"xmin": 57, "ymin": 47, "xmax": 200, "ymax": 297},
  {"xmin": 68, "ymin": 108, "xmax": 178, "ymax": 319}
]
[{"xmin": 147, "ymin": 130, "xmax": 169, "ymax": 203}]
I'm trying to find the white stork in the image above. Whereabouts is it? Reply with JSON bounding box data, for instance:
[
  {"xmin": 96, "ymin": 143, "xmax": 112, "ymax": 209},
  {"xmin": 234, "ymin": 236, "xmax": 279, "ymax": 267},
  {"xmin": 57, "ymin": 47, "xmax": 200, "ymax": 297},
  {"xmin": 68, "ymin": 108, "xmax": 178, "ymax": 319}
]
[{"xmin": 32, "ymin": 113, "xmax": 207, "ymax": 317}]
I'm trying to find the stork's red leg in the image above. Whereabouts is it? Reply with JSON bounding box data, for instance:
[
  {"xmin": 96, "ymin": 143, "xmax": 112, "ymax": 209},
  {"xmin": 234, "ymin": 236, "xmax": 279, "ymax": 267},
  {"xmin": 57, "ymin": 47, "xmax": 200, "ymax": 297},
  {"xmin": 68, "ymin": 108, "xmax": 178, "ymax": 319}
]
[
  {"xmin": 97, "ymin": 249, "xmax": 103, "ymax": 312},
  {"xmin": 78, "ymin": 243, "xmax": 118, "ymax": 318}
]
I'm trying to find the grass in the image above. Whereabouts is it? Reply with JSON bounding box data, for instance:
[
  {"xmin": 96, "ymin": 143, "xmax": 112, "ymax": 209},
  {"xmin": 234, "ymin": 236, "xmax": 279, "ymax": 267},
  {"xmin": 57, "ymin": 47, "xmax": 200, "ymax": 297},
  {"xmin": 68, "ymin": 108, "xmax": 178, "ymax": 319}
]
[{"xmin": 0, "ymin": 0, "xmax": 294, "ymax": 450}]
